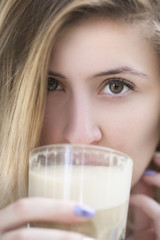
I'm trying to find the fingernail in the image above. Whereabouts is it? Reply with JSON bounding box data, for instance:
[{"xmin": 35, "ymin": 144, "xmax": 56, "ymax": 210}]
[
  {"xmin": 155, "ymin": 151, "xmax": 160, "ymax": 158},
  {"xmin": 143, "ymin": 170, "xmax": 157, "ymax": 176},
  {"xmin": 74, "ymin": 205, "xmax": 96, "ymax": 218}
]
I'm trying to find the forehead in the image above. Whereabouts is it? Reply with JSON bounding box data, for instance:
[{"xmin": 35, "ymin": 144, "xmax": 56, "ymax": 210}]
[
  {"xmin": 54, "ymin": 15, "xmax": 152, "ymax": 44},
  {"xmin": 51, "ymin": 17, "xmax": 154, "ymax": 57},
  {"xmin": 49, "ymin": 19, "xmax": 159, "ymax": 75}
]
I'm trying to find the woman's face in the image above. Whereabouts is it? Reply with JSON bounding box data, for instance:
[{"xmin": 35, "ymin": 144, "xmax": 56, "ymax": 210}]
[{"xmin": 41, "ymin": 19, "xmax": 160, "ymax": 185}]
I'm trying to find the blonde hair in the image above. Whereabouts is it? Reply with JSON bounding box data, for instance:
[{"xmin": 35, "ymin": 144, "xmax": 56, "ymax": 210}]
[{"xmin": 0, "ymin": 0, "xmax": 160, "ymax": 208}]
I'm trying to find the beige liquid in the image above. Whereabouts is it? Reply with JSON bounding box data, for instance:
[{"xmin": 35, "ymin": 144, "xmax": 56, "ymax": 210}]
[{"xmin": 29, "ymin": 165, "xmax": 132, "ymax": 240}]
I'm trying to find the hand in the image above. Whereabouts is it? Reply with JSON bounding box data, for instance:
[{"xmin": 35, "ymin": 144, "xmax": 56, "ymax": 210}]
[
  {"xmin": 130, "ymin": 152, "xmax": 160, "ymax": 240},
  {"xmin": 0, "ymin": 198, "xmax": 95, "ymax": 240}
]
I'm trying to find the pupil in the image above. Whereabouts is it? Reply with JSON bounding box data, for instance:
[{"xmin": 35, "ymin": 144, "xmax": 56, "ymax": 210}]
[
  {"xmin": 48, "ymin": 78, "xmax": 58, "ymax": 91},
  {"xmin": 109, "ymin": 82, "xmax": 123, "ymax": 94}
]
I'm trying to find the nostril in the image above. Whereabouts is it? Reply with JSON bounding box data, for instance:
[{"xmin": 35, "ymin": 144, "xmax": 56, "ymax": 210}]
[{"xmin": 63, "ymin": 125, "xmax": 102, "ymax": 145}]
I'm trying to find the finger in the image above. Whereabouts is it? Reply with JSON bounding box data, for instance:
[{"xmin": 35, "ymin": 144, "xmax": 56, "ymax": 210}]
[
  {"xmin": 0, "ymin": 198, "xmax": 95, "ymax": 233},
  {"xmin": 143, "ymin": 171, "xmax": 160, "ymax": 188},
  {"xmin": 131, "ymin": 179, "xmax": 154, "ymax": 230},
  {"xmin": 132, "ymin": 228, "xmax": 155, "ymax": 240},
  {"xmin": 130, "ymin": 194, "xmax": 159, "ymax": 220},
  {"xmin": 130, "ymin": 194, "xmax": 160, "ymax": 237},
  {"xmin": 132, "ymin": 177, "xmax": 154, "ymax": 197},
  {"xmin": 153, "ymin": 152, "xmax": 160, "ymax": 167},
  {"xmin": 1, "ymin": 228, "xmax": 94, "ymax": 240}
]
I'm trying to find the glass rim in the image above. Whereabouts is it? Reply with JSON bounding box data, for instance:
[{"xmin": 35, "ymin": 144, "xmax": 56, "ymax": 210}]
[{"xmin": 30, "ymin": 144, "xmax": 133, "ymax": 163}]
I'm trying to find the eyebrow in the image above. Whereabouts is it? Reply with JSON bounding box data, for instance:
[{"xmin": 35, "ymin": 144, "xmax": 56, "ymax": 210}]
[
  {"xmin": 48, "ymin": 66, "xmax": 148, "ymax": 79},
  {"xmin": 48, "ymin": 70, "xmax": 66, "ymax": 79},
  {"xmin": 93, "ymin": 66, "xmax": 148, "ymax": 78}
]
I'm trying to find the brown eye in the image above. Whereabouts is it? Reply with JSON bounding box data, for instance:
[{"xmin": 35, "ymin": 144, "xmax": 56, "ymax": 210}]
[
  {"xmin": 48, "ymin": 77, "xmax": 59, "ymax": 91},
  {"xmin": 109, "ymin": 82, "xmax": 124, "ymax": 94},
  {"xmin": 102, "ymin": 78, "xmax": 134, "ymax": 96}
]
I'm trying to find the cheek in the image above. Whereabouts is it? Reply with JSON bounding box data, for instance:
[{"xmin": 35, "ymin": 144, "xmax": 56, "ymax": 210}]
[
  {"xmin": 100, "ymin": 103, "xmax": 160, "ymax": 185},
  {"xmin": 40, "ymin": 98, "xmax": 65, "ymax": 145}
]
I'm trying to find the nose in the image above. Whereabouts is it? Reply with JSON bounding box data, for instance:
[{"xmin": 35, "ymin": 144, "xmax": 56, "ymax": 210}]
[{"xmin": 63, "ymin": 97, "xmax": 102, "ymax": 145}]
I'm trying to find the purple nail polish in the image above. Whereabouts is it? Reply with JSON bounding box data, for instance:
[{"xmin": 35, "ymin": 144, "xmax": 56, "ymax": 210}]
[
  {"xmin": 74, "ymin": 205, "xmax": 96, "ymax": 218},
  {"xmin": 143, "ymin": 170, "xmax": 157, "ymax": 176}
]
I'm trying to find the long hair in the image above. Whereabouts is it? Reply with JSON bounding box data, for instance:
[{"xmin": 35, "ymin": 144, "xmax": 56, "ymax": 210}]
[{"xmin": 0, "ymin": 0, "xmax": 160, "ymax": 208}]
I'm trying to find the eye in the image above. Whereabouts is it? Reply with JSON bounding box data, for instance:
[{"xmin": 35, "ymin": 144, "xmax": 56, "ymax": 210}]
[
  {"xmin": 109, "ymin": 82, "xmax": 125, "ymax": 94},
  {"xmin": 101, "ymin": 78, "xmax": 134, "ymax": 95},
  {"xmin": 47, "ymin": 76, "xmax": 63, "ymax": 91}
]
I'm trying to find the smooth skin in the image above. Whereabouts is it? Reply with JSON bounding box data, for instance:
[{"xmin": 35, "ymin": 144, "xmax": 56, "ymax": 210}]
[{"xmin": 1, "ymin": 19, "xmax": 160, "ymax": 239}]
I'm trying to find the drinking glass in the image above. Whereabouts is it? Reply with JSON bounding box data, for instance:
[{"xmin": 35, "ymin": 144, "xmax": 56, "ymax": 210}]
[{"xmin": 28, "ymin": 144, "xmax": 133, "ymax": 240}]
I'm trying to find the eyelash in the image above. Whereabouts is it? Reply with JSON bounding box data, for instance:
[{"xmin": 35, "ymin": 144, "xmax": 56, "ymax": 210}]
[
  {"xmin": 99, "ymin": 77, "xmax": 135, "ymax": 95},
  {"xmin": 47, "ymin": 76, "xmax": 63, "ymax": 92},
  {"xmin": 47, "ymin": 76, "xmax": 135, "ymax": 95}
]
